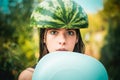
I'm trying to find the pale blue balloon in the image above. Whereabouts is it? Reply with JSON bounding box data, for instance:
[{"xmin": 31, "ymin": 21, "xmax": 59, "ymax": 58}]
[{"xmin": 32, "ymin": 51, "xmax": 108, "ymax": 80}]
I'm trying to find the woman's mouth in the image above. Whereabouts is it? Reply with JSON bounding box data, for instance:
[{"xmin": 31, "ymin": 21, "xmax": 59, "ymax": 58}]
[{"xmin": 56, "ymin": 48, "xmax": 68, "ymax": 51}]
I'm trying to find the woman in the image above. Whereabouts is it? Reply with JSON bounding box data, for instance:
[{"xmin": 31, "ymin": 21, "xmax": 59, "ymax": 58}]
[{"xmin": 18, "ymin": 0, "xmax": 88, "ymax": 80}]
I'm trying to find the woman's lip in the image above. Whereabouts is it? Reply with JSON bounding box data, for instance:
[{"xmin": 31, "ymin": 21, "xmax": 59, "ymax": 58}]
[{"xmin": 56, "ymin": 49, "xmax": 68, "ymax": 51}]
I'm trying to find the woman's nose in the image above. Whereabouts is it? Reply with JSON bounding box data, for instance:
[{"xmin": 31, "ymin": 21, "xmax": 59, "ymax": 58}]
[{"xmin": 58, "ymin": 34, "xmax": 66, "ymax": 45}]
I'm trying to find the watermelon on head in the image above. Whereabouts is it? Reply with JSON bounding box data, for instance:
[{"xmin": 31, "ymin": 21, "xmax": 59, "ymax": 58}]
[{"xmin": 30, "ymin": 0, "xmax": 88, "ymax": 29}]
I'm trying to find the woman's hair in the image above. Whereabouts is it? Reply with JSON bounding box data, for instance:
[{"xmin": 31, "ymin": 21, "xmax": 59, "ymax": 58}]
[{"xmin": 38, "ymin": 28, "xmax": 85, "ymax": 60}]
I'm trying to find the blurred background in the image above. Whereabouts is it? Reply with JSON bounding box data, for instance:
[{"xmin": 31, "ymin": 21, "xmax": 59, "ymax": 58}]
[{"xmin": 0, "ymin": 0, "xmax": 120, "ymax": 80}]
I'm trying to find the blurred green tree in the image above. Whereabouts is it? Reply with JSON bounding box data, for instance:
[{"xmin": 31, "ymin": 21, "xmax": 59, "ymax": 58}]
[
  {"xmin": 0, "ymin": 0, "xmax": 38, "ymax": 80},
  {"xmin": 100, "ymin": 0, "xmax": 120, "ymax": 80}
]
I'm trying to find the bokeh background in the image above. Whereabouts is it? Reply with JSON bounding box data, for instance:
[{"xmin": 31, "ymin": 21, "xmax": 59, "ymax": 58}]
[{"xmin": 0, "ymin": 0, "xmax": 120, "ymax": 80}]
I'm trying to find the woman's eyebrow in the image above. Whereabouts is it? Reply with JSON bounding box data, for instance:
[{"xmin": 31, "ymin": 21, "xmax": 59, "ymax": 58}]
[
  {"xmin": 46, "ymin": 28, "xmax": 76, "ymax": 31},
  {"xmin": 46, "ymin": 28, "xmax": 59, "ymax": 30},
  {"xmin": 66, "ymin": 29, "xmax": 76, "ymax": 30}
]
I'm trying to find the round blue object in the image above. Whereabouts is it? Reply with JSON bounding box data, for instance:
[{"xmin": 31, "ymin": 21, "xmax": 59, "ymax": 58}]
[{"xmin": 32, "ymin": 51, "xmax": 108, "ymax": 80}]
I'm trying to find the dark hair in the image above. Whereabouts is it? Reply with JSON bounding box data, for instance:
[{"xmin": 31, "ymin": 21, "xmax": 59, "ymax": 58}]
[{"xmin": 38, "ymin": 28, "xmax": 85, "ymax": 60}]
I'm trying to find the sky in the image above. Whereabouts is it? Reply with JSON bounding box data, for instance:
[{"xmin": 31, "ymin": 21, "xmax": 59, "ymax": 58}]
[{"xmin": 74, "ymin": 0, "xmax": 103, "ymax": 14}]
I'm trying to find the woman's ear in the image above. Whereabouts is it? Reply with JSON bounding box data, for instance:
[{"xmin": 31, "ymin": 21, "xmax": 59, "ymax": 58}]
[
  {"xmin": 43, "ymin": 30, "xmax": 47, "ymax": 43},
  {"xmin": 76, "ymin": 38, "xmax": 78, "ymax": 44},
  {"xmin": 43, "ymin": 38, "xmax": 46, "ymax": 43}
]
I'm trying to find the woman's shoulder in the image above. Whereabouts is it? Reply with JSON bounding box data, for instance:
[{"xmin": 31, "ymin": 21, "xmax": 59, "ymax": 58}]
[{"xmin": 18, "ymin": 67, "xmax": 34, "ymax": 80}]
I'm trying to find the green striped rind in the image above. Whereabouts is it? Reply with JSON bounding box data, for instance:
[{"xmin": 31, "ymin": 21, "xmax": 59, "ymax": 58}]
[{"xmin": 30, "ymin": 0, "xmax": 88, "ymax": 29}]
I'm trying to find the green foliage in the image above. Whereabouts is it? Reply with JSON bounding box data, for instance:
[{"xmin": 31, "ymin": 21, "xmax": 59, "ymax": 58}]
[
  {"xmin": 0, "ymin": 0, "xmax": 37, "ymax": 80},
  {"xmin": 100, "ymin": 0, "xmax": 120, "ymax": 80}
]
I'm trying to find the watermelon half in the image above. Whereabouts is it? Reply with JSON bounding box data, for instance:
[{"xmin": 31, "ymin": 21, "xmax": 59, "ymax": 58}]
[{"xmin": 30, "ymin": 0, "xmax": 88, "ymax": 29}]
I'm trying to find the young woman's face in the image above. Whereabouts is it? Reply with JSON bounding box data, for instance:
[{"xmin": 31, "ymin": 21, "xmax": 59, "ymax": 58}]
[{"xmin": 44, "ymin": 28, "xmax": 78, "ymax": 53}]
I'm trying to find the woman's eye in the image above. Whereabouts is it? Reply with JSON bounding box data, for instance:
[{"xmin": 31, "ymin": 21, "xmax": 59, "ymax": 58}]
[
  {"xmin": 50, "ymin": 31, "xmax": 57, "ymax": 35},
  {"xmin": 67, "ymin": 31, "xmax": 75, "ymax": 36}
]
